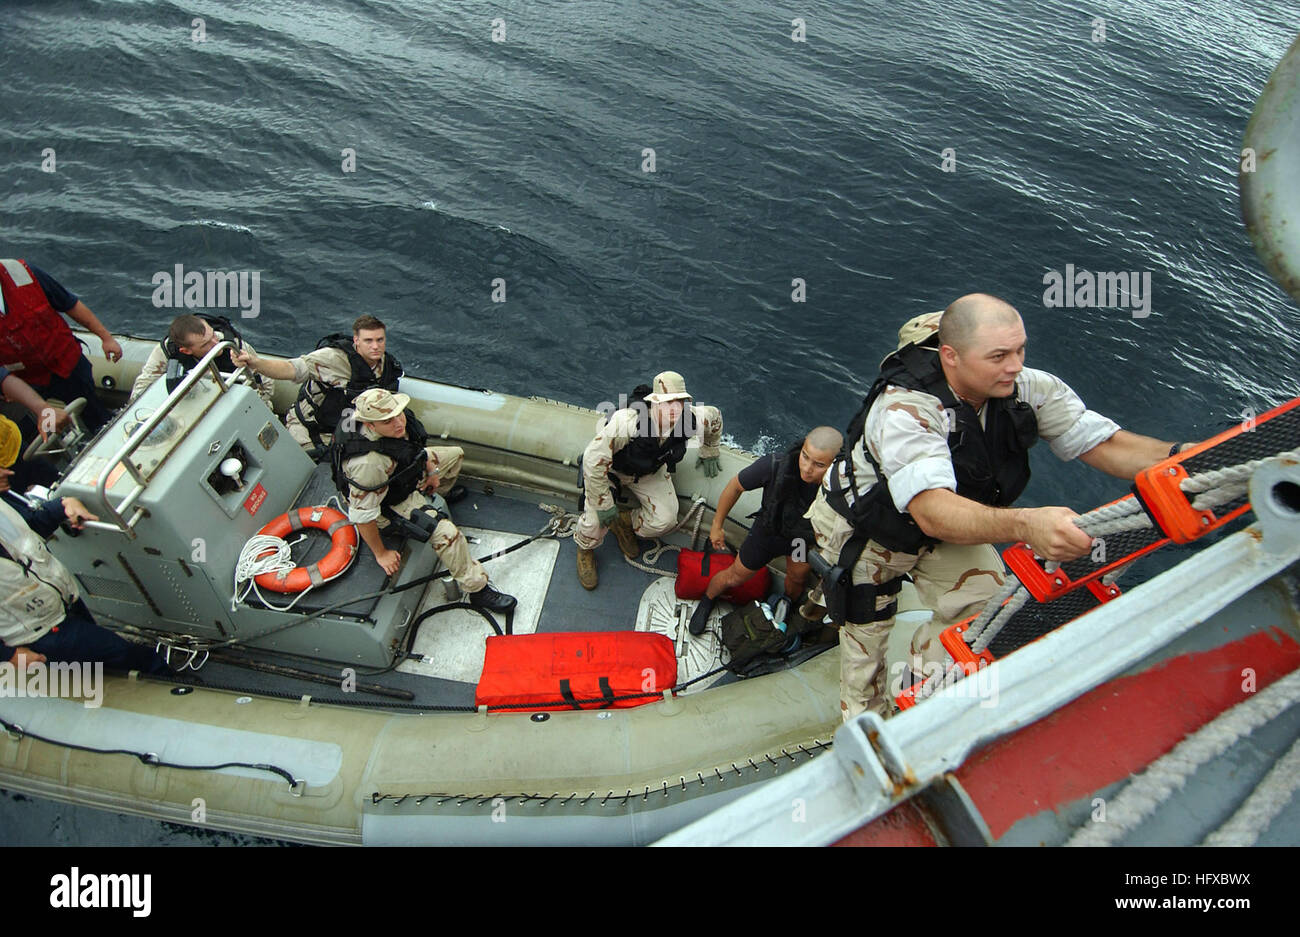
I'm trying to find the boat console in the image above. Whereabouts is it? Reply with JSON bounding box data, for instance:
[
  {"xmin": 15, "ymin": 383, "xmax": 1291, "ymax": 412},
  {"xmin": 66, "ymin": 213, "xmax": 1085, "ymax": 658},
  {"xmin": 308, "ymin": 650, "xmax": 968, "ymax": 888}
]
[{"xmin": 46, "ymin": 344, "xmax": 434, "ymax": 667}]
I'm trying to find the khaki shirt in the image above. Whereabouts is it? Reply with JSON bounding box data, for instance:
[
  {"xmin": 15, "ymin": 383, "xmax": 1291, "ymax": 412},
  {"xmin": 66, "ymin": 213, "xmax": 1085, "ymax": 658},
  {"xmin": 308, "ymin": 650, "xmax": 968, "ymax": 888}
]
[
  {"xmin": 343, "ymin": 423, "xmax": 439, "ymax": 525},
  {"xmin": 286, "ymin": 347, "xmax": 393, "ymax": 429},
  {"xmin": 831, "ymin": 365, "xmax": 1120, "ymax": 514},
  {"xmin": 581, "ymin": 403, "xmax": 723, "ymax": 511},
  {"xmin": 129, "ymin": 331, "xmax": 274, "ymax": 405}
]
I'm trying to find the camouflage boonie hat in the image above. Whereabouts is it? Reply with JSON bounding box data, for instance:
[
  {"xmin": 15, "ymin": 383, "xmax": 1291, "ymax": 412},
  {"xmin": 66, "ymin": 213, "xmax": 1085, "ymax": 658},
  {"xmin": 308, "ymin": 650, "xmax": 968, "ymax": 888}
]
[
  {"xmin": 354, "ymin": 388, "xmax": 412, "ymax": 422},
  {"xmin": 881, "ymin": 311, "xmax": 943, "ymax": 368},
  {"xmin": 645, "ymin": 370, "xmax": 692, "ymax": 403}
]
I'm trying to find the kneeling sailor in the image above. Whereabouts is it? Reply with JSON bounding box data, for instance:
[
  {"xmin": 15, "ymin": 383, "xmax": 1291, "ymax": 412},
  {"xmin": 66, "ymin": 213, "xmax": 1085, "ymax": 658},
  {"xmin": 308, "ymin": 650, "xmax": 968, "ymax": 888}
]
[
  {"xmin": 334, "ymin": 388, "xmax": 515, "ymax": 615},
  {"xmin": 574, "ymin": 371, "xmax": 724, "ymax": 590}
]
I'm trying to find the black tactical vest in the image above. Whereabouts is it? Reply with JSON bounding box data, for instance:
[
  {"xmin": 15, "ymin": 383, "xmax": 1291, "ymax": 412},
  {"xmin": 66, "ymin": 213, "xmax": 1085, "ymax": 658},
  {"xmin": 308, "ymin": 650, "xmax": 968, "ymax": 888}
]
[
  {"xmin": 829, "ymin": 339, "xmax": 1038, "ymax": 553},
  {"xmin": 160, "ymin": 313, "xmax": 242, "ymax": 374},
  {"xmin": 608, "ymin": 385, "xmax": 698, "ymax": 480},
  {"xmin": 330, "ymin": 410, "xmax": 430, "ymax": 508},
  {"xmin": 297, "ymin": 334, "xmax": 404, "ymax": 434},
  {"xmin": 757, "ymin": 441, "xmax": 817, "ymax": 543}
]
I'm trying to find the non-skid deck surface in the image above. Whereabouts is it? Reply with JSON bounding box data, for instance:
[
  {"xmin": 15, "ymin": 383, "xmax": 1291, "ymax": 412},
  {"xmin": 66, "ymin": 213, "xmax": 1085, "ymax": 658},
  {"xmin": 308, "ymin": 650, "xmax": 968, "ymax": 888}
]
[{"xmin": 192, "ymin": 484, "xmax": 721, "ymax": 709}]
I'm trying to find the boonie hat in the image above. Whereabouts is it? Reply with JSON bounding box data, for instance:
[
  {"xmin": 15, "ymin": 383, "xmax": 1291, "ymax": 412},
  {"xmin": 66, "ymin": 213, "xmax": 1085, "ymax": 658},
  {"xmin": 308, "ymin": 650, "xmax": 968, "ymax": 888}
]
[
  {"xmin": 881, "ymin": 311, "xmax": 943, "ymax": 368},
  {"xmin": 354, "ymin": 388, "xmax": 412, "ymax": 422},
  {"xmin": 644, "ymin": 370, "xmax": 692, "ymax": 403}
]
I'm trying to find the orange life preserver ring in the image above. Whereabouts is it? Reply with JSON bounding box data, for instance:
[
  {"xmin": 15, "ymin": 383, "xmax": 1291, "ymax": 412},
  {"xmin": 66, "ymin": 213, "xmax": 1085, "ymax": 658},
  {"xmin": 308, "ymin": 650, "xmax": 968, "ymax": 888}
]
[{"xmin": 254, "ymin": 506, "xmax": 359, "ymax": 593}]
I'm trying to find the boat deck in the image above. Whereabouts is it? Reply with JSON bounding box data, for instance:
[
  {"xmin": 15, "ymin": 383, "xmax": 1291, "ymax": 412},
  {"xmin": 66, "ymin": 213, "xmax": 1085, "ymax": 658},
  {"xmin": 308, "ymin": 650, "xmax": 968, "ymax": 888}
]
[{"xmin": 188, "ymin": 470, "xmax": 831, "ymax": 711}]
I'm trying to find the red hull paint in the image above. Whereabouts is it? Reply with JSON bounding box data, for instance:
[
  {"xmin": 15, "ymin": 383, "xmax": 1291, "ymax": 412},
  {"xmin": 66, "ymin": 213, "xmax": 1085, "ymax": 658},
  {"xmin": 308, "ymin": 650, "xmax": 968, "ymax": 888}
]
[{"xmin": 837, "ymin": 627, "xmax": 1300, "ymax": 846}]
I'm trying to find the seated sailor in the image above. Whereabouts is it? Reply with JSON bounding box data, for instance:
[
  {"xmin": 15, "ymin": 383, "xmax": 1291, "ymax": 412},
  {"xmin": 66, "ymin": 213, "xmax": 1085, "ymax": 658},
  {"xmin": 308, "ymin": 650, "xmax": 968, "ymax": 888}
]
[
  {"xmin": 234, "ymin": 314, "xmax": 400, "ymax": 455},
  {"xmin": 574, "ymin": 370, "xmax": 723, "ymax": 590},
  {"xmin": 333, "ymin": 388, "xmax": 515, "ymax": 615},
  {"xmin": 688, "ymin": 426, "xmax": 842, "ymax": 635},
  {"xmin": 129, "ymin": 313, "xmax": 274, "ymax": 405}
]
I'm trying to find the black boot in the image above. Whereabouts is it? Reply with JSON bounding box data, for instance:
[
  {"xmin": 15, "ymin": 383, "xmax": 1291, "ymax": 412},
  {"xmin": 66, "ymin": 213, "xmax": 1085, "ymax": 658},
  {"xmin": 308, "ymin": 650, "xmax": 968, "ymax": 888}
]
[
  {"xmin": 469, "ymin": 583, "xmax": 517, "ymax": 614},
  {"xmin": 444, "ymin": 484, "xmax": 469, "ymax": 504},
  {"xmin": 688, "ymin": 597, "xmax": 715, "ymax": 636}
]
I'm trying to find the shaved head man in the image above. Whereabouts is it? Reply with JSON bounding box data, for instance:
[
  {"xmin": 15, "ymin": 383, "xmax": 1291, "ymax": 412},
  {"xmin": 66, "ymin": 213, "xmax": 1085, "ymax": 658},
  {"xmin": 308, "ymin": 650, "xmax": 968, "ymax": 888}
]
[
  {"xmin": 689, "ymin": 426, "xmax": 844, "ymax": 636},
  {"xmin": 809, "ymin": 293, "xmax": 1198, "ymax": 722}
]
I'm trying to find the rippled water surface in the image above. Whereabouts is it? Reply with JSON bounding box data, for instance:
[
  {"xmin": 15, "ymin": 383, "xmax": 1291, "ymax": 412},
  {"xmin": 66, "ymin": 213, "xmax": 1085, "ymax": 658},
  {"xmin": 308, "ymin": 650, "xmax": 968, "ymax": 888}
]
[{"xmin": 2, "ymin": 0, "xmax": 1297, "ymax": 844}]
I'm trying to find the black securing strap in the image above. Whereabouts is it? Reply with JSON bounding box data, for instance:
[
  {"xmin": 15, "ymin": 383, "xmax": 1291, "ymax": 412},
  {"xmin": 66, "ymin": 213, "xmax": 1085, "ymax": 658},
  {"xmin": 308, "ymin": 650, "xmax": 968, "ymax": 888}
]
[{"xmin": 559, "ymin": 677, "xmax": 616, "ymax": 710}]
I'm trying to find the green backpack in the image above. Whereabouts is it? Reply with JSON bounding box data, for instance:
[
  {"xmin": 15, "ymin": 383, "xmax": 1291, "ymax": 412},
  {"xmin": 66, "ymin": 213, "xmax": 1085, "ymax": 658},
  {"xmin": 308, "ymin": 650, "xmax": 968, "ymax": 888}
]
[{"xmin": 721, "ymin": 601, "xmax": 789, "ymax": 674}]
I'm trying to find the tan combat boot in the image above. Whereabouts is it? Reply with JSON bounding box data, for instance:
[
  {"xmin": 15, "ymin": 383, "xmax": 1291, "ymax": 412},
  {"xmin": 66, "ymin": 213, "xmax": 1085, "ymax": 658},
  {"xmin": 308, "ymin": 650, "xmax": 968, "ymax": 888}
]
[
  {"xmin": 608, "ymin": 509, "xmax": 640, "ymax": 559},
  {"xmin": 577, "ymin": 548, "xmax": 598, "ymax": 590}
]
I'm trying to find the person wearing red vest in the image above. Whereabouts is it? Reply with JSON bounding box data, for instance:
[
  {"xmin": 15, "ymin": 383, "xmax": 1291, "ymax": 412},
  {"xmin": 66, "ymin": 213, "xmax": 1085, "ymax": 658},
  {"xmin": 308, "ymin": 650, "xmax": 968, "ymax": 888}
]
[{"xmin": 0, "ymin": 258, "xmax": 120, "ymax": 433}]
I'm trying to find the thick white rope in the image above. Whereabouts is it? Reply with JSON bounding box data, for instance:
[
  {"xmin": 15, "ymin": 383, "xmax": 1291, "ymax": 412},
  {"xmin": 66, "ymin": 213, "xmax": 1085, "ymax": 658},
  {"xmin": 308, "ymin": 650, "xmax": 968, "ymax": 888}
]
[
  {"xmin": 539, "ymin": 498, "xmax": 708, "ymax": 577},
  {"xmin": 1180, "ymin": 446, "xmax": 1300, "ymax": 495},
  {"xmin": 1065, "ymin": 666, "xmax": 1300, "ymax": 847},
  {"xmin": 967, "ymin": 586, "xmax": 1032, "ymax": 655},
  {"xmin": 232, "ymin": 533, "xmax": 315, "ymax": 612},
  {"xmin": 908, "ymin": 444, "xmax": 1298, "ymax": 705},
  {"xmin": 622, "ymin": 498, "xmax": 707, "ymax": 576},
  {"xmin": 1201, "ymin": 731, "xmax": 1300, "ymax": 847},
  {"xmin": 538, "ymin": 503, "xmax": 579, "ymax": 539}
]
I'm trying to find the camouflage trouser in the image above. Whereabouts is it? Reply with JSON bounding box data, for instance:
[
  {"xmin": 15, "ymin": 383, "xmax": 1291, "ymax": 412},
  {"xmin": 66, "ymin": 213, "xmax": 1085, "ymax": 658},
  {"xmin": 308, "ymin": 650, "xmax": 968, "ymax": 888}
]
[
  {"xmin": 806, "ymin": 495, "xmax": 1005, "ymax": 722},
  {"xmin": 426, "ymin": 446, "xmax": 464, "ymax": 496},
  {"xmin": 381, "ymin": 447, "xmax": 484, "ymax": 592},
  {"xmin": 428, "ymin": 517, "xmax": 488, "ymax": 593},
  {"xmin": 573, "ymin": 466, "xmax": 679, "ymax": 551}
]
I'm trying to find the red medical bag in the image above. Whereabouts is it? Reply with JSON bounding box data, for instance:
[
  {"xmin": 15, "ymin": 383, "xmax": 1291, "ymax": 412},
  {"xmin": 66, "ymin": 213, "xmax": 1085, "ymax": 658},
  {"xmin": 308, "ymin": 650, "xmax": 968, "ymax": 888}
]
[
  {"xmin": 674, "ymin": 544, "xmax": 771, "ymax": 603},
  {"xmin": 475, "ymin": 631, "xmax": 677, "ymax": 712}
]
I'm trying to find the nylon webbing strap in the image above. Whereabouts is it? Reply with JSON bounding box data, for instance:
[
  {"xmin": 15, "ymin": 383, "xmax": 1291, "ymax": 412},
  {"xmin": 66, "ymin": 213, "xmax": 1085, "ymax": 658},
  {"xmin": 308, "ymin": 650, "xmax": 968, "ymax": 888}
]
[
  {"xmin": 559, "ymin": 678, "xmax": 616, "ymax": 709},
  {"xmin": 559, "ymin": 679, "xmax": 578, "ymax": 709},
  {"xmin": 288, "ymin": 510, "xmax": 305, "ymax": 532}
]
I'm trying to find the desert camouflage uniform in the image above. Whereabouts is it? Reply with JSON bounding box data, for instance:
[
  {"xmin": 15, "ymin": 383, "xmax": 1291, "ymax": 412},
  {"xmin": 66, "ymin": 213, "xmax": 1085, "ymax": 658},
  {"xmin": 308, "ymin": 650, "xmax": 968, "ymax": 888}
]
[
  {"xmin": 342, "ymin": 427, "xmax": 486, "ymax": 591},
  {"xmin": 574, "ymin": 404, "xmax": 724, "ymax": 550},
  {"xmin": 811, "ymin": 314, "xmax": 1121, "ymax": 721},
  {"xmin": 285, "ymin": 347, "xmax": 394, "ymax": 448},
  {"xmin": 129, "ymin": 331, "xmax": 275, "ymax": 406}
]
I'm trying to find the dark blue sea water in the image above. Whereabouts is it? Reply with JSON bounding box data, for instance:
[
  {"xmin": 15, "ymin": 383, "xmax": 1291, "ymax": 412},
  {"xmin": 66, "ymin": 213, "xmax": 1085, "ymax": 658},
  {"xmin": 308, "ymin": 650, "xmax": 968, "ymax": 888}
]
[{"xmin": 2, "ymin": 0, "xmax": 1297, "ymax": 845}]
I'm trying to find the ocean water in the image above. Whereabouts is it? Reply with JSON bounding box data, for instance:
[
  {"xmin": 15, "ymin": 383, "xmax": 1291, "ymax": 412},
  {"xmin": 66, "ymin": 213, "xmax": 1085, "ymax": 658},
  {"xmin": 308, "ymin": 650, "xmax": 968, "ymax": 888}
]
[{"xmin": 1, "ymin": 0, "xmax": 1297, "ymax": 845}]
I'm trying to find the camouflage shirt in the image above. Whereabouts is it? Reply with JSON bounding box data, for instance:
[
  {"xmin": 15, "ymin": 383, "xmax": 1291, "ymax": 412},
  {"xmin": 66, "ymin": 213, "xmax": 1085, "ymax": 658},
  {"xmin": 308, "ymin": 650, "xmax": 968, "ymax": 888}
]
[
  {"xmin": 829, "ymin": 364, "xmax": 1120, "ymax": 513},
  {"xmin": 342, "ymin": 423, "xmax": 439, "ymax": 525},
  {"xmin": 580, "ymin": 404, "xmax": 723, "ymax": 511},
  {"xmin": 286, "ymin": 347, "xmax": 393, "ymax": 420},
  {"xmin": 129, "ymin": 331, "xmax": 275, "ymax": 405}
]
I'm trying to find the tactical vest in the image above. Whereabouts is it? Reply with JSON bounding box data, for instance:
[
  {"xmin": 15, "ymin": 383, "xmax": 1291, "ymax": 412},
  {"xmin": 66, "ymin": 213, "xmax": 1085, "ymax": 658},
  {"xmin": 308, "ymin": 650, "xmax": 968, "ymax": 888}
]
[
  {"xmin": 330, "ymin": 410, "xmax": 430, "ymax": 508},
  {"xmin": 609, "ymin": 386, "xmax": 698, "ymax": 480},
  {"xmin": 756, "ymin": 441, "xmax": 817, "ymax": 543},
  {"xmin": 0, "ymin": 497, "xmax": 78, "ymax": 647},
  {"xmin": 295, "ymin": 334, "xmax": 403, "ymax": 444},
  {"xmin": 0, "ymin": 259, "xmax": 82, "ymax": 386},
  {"xmin": 828, "ymin": 338, "xmax": 1038, "ymax": 553},
  {"xmin": 160, "ymin": 313, "xmax": 242, "ymax": 375}
]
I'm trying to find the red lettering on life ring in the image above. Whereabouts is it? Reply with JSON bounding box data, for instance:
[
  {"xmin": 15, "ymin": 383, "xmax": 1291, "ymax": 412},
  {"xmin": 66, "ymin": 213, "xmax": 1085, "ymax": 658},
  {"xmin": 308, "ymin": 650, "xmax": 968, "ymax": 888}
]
[{"xmin": 254, "ymin": 506, "xmax": 358, "ymax": 593}]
